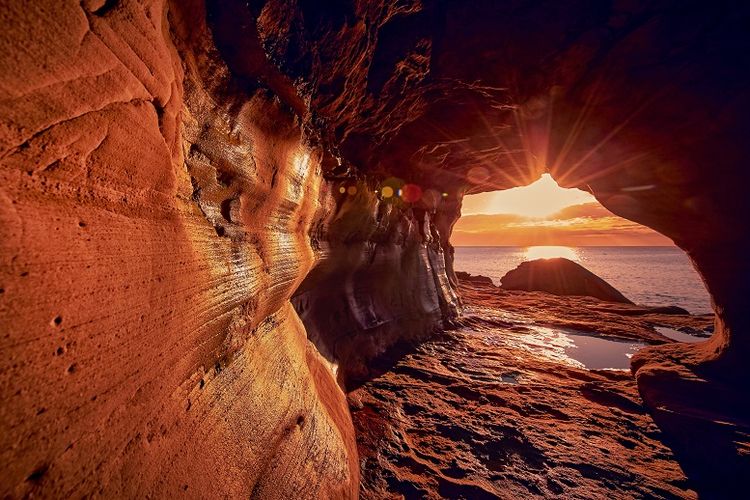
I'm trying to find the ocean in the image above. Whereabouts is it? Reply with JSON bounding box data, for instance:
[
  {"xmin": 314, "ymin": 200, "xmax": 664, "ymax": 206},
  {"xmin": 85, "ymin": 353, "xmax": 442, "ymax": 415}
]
[{"xmin": 453, "ymin": 246, "xmax": 712, "ymax": 315}]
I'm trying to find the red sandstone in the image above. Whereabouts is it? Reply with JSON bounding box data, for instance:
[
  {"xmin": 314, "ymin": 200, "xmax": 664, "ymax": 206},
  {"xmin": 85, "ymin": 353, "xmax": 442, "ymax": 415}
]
[{"xmin": 1, "ymin": 1, "xmax": 749, "ymax": 497}]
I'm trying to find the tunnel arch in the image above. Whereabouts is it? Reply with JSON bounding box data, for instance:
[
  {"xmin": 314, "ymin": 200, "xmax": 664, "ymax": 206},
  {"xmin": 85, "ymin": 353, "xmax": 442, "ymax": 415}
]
[
  {"xmin": 452, "ymin": 175, "xmax": 711, "ymax": 319},
  {"xmin": 207, "ymin": 0, "xmax": 750, "ymax": 386}
]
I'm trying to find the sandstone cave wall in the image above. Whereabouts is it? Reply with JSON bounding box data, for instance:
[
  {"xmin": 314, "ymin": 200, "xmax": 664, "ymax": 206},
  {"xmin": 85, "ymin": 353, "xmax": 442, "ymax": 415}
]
[
  {"xmin": 0, "ymin": 1, "xmax": 374, "ymax": 496},
  {"xmin": 292, "ymin": 179, "xmax": 460, "ymax": 385},
  {"xmin": 4, "ymin": 0, "xmax": 750, "ymax": 496},
  {"xmin": 0, "ymin": 0, "xmax": 466, "ymax": 496}
]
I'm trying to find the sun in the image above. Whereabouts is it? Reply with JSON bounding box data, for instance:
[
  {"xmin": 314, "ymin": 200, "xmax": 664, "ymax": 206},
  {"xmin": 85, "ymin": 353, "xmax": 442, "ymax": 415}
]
[
  {"xmin": 525, "ymin": 246, "xmax": 580, "ymax": 261},
  {"xmin": 461, "ymin": 173, "xmax": 595, "ymax": 218}
]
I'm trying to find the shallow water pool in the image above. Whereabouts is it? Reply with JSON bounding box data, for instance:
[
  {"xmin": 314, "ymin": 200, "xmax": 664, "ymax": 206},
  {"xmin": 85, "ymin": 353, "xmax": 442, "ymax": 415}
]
[
  {"xmin": 561, "ymin": 332, "xmax": 645, "ymax": 370},
  {"xmin": 473, "ymin": 315, "xmax": 647, "ymax": 371},
  {"xmin": 654, "ymin": 326, "xmax": 708, "ymax": 344}
]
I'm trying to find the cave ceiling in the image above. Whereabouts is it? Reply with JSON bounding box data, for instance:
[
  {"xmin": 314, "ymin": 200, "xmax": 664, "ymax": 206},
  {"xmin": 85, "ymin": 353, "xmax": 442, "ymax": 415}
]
[{"xmin": 209, "ymin": 0, "xmax": 750, "ymax": 207}]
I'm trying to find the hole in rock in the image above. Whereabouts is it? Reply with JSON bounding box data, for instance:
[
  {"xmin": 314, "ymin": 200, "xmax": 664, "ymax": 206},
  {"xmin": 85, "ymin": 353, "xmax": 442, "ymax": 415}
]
[
  {"xmin": 452, "ymin": 173, "xmax": 713, "ymax": 367},
  {"xmin": 91, "ymin": 0, "xmax": 118, "ymax": 17},
  {"xmin": 220, "ymin": 199, "xmax": 233, "ymax": 222},
  {"xmin": 453, "ymin": 174, "xmax": 711, "ymax": 313},
  {"xmin": 25, "ymin": 464, "xmax": 48, "ymax": 483}
]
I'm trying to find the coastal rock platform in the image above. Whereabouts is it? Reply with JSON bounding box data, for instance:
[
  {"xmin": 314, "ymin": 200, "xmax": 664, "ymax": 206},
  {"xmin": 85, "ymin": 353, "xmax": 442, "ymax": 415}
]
[{"xmin": 349, "ymin": 273, "xmax": 715, "ymax": 498}]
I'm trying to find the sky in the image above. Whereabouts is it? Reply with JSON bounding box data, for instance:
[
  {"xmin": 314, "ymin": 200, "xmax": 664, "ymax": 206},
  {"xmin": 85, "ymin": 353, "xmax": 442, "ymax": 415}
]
[{"xmin": 452, "ymin": 174, "xmax": 674, "ymax": 247}]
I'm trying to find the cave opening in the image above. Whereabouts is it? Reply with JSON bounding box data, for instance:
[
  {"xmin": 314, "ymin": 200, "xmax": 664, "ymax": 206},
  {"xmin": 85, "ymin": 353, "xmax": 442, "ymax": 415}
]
[{"xmin": 452, "ymin": 172, "xmax": 713, "ymax": 317}]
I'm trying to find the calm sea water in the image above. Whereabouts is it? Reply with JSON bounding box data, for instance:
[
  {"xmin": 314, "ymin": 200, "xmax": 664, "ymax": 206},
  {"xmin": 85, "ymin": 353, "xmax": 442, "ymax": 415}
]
[{"xmin": 453, "ymin": 246, "xmax": 712, "ymax": 314}]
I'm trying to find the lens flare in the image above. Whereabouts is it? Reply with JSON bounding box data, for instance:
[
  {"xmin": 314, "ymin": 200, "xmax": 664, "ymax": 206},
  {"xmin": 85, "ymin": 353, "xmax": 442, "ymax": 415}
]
[{"xmin": 401, "ymin": 184, "xmax": 422, "ymax": 203}]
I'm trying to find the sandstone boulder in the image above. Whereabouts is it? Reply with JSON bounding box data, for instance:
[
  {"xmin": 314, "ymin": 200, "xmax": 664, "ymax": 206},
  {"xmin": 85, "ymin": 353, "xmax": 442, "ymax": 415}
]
[{"xmin": 500, "ymin": 258, "xmax": 633, "ymax": 304}]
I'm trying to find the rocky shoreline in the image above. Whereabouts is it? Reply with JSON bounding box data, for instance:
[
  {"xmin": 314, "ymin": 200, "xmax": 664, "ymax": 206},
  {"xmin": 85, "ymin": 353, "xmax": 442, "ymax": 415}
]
[
  {"xmin": 349, "ymin": 273, "xmax": 714, "ymax": 498},
  {"xmin": 457, "ymin": 269, "xmax": 713, "ymax": 345}
]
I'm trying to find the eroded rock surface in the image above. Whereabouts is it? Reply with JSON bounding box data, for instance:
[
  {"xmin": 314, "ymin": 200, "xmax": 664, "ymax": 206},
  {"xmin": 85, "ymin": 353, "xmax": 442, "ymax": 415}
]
[
  {"xmin": 292, "ymin": 180, "xmax": 459, "ymax": 385},
  {"xmin": 351, "ymin": 333, "xmax": 691, "ymax": 499},
  {"xmin": 0, "ymin": 1, "xmax": 358, "ymax": 497},
  {"xmin": 2, "ymin": 0, "xmax": 750, "ymax": 496},
  {"xmin": 350, "ymin": 276, "xmax": 713, "ymax": 498}
]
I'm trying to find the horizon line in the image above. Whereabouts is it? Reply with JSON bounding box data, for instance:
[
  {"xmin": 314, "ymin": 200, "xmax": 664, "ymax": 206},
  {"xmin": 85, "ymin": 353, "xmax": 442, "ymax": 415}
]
[{"xmin": 452, "ymin": 244, "xmax": 677, "ymax": 248}]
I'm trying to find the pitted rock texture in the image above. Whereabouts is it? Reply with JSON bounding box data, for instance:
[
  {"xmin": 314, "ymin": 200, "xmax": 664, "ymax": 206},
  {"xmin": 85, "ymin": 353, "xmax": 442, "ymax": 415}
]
[
  {"xmin": 0, "ymin": 1, "xmax": 357, "ymax": 497},
  {"xmin": 351, "ymin": 334, "xmax": 692, "ymax": 499}
]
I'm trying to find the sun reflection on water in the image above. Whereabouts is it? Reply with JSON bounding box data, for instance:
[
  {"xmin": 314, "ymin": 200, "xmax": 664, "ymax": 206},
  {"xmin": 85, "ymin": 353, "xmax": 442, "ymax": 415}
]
[{"xmin": 524, "ymin": 246, "xmax": 580, "ymax": 261}]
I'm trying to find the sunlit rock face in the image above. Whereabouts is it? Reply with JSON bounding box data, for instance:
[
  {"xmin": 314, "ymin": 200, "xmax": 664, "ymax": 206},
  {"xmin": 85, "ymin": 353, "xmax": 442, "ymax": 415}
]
[{"xmin": 0, "ymin": 1, "xmax": 356, "ymax": 497}]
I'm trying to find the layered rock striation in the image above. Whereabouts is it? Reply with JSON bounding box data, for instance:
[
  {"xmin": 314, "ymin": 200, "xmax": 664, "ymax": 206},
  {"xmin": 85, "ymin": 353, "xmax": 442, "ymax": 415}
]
[
  {"xmin": 291, "ymin": 184, "xmax": 460, "ymax": 385},
  {"xmin": 0, "ymin": 1, "xmax": 360, "ymax": 497}
]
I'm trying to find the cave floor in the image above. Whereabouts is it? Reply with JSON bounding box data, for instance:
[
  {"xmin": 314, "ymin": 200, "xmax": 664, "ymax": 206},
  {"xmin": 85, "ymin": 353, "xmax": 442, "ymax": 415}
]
[{"xmin": 348, "ymin": 281, "xmax": 713, "ymax": 499}]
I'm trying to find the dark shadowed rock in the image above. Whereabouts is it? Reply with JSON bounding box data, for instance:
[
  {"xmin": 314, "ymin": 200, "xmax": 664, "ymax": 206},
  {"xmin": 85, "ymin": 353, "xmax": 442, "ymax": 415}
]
[
  {"xmin": 500, "ymin": 258, "xmax": 633, "ymax": 304},
  {"xmin": 455, "ymin": 271, "xmax": 494, "ymax": 285},
  {"xmin": 636, "ymin": 305, "xmax": 690, "ymax": 316}
]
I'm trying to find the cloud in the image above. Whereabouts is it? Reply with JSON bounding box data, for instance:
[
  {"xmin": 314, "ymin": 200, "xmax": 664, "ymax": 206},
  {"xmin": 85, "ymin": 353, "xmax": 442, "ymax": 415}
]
[
  {"xmin": 452, "ymin": 202, "xmax": 673, "ymax": 246},
  {"xmin": 550, "ymin": 202, "xmax": 613, "ymax": 219}
]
